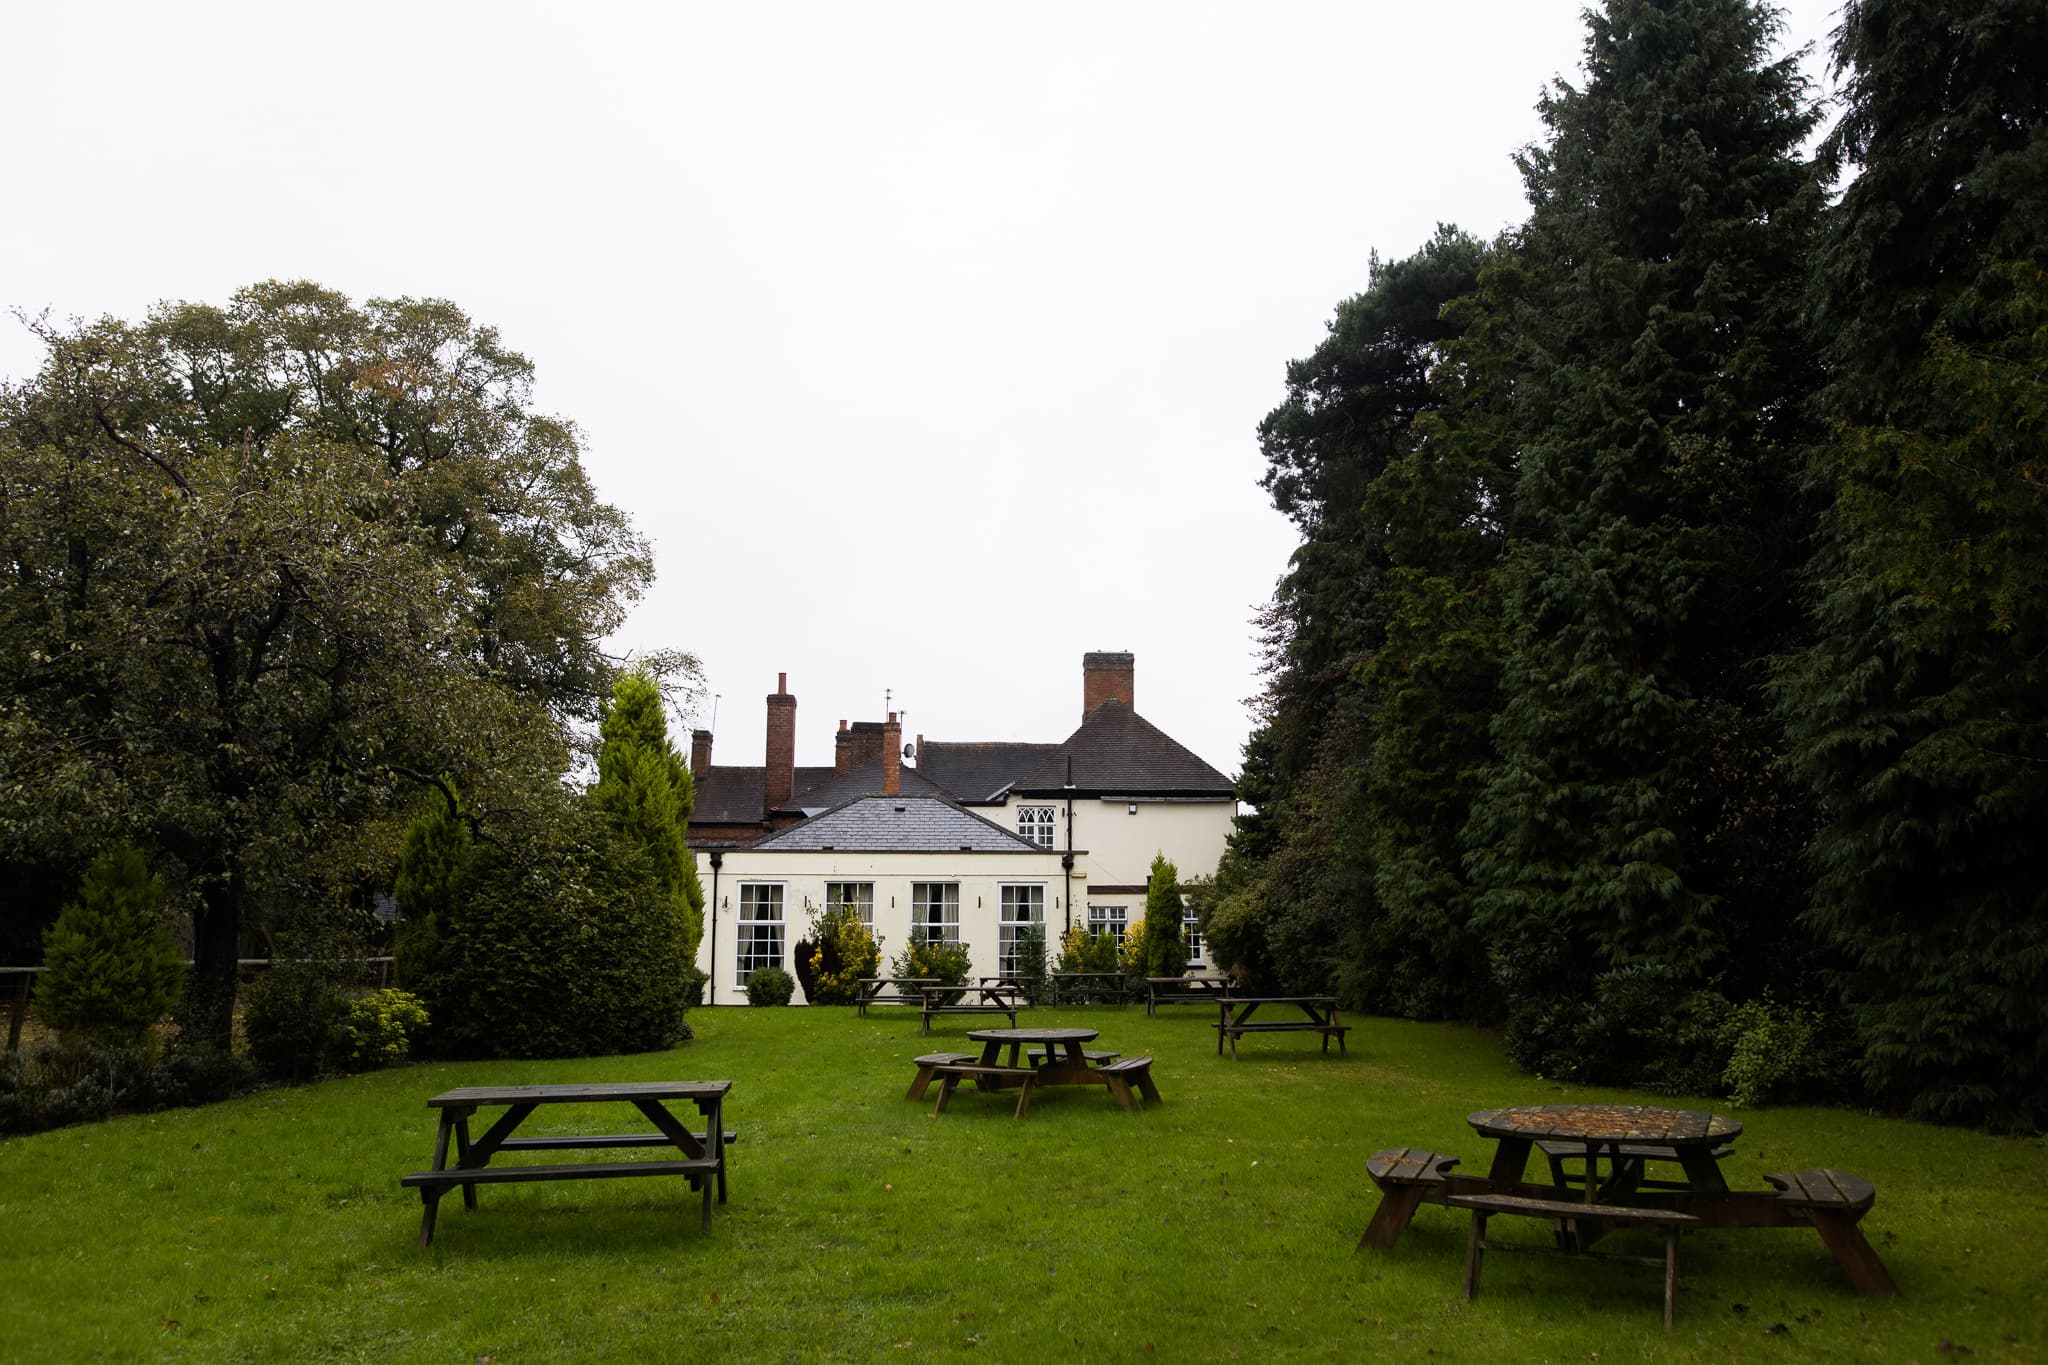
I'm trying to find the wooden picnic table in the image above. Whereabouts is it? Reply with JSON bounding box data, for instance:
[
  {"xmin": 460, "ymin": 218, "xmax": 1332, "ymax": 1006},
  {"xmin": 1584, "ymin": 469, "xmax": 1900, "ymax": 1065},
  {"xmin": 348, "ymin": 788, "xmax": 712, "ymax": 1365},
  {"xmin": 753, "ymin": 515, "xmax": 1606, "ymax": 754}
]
[
  {"xmin": 857, "ymin": 977, "xmax": 938, "ymax": 1015},
  {"xmin": 920, "ymin": 982, "xmax": 1022, "ymax": 1033},
  {"xmin": 922, "ymin": 1026, "xmax": 1157, "ymax": 1114},
  {"xmin": 399, "ymin": 1081, "xmax": 731, "ymax": 1246},
  {"xmin": 1144, "ymin": 975, "xmax": 1232, "ymax": 1015},
  {"xmin": 1359, "ymin": 1102, "xmax": 1898, "ymax": 1304},
  {"xmin": 1469, "ymin": 1104, "xmax": 1741, "ymax": 1203},
  {"xmin": 1214, "ymin": 995, "xmax": 1349, "ymax": 1058},
  {"xmin": 1051, "ymin": 971, "xmax": 1126, "ymax": 1005}
]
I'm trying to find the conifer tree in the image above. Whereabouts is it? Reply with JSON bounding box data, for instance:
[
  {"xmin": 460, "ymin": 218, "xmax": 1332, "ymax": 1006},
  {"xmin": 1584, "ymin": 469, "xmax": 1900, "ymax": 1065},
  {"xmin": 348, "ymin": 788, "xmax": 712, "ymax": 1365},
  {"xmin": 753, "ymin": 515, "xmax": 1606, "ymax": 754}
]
[
  {"xmin": 1776, "ymin": 0, "xmax": 2048, "ymax": 1127},
  {"xmin": 1463, "ymin": 0, "xmax": 1825, "ymax": 1077},
  {"xmin": 1143, "ymin": 853, "xmax": 1187, "ymax": 979},
  {"xmin": 393, "ymin": 785, "xmax": 471, "ymax": 994},
  {"xmin": 38, "ymin": 846, "xmax": 184, "ymax": 1048},
  {"xmin": 590, "ymin": 670, "xmax": 706, "ymax": 967}
]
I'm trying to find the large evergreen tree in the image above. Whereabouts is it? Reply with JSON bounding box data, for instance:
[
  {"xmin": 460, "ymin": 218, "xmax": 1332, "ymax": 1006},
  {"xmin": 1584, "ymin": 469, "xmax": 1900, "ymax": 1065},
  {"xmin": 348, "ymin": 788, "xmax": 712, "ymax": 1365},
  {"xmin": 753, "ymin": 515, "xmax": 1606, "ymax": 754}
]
[
  {"xmin": 1462, "ymin": 0, "xmax": 1826, "ymax": 1079},
  {"xmin": 1776, "ymin": 0, "xmax": 2048, "ymax": 1127}
]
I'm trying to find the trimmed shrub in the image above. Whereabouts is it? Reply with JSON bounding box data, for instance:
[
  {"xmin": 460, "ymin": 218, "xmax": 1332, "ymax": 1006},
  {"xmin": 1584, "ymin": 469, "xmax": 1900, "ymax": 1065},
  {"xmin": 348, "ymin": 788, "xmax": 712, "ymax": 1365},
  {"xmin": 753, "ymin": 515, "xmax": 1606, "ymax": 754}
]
[
  {"xmin": 335, "ymin": 988, "xmax": 430, "ymax": 1070},
  {"xmin": 37, "ymin": 846, "xmax": 184, "ymax": 1049},
  {"xmin": 1009, "ymin": 921, "xmax": 1051, "ymax": 1002},
  {"xmin": 427, "ymin": 800, "xmax": 691, "ymax": 1059},
  {"xmin": 745, "ymin": 965, "xmax": 795, "ymax": 1005}
]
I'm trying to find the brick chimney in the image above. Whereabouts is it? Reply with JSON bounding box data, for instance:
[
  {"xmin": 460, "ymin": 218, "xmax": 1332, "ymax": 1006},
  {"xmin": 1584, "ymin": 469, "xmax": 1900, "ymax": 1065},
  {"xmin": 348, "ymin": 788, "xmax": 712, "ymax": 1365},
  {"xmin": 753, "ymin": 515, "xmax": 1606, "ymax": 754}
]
[
  {"xmin": 763, "ymin": 673, "xmax": 796, "ymax": 814},
  {"xmin": 690, "ymin": 728, "xmax": 713, "ymax": 773},
  {"xmin": 836, "ymin": 718, "xmax": 886, "ymax": 774},
  {"xmin": 1083, "ymin": 651, "xmax": 1135, "ymax": 715},
  {"xmin": 881, "ymin": 712, "xmax": 902, "ymax": 797}
]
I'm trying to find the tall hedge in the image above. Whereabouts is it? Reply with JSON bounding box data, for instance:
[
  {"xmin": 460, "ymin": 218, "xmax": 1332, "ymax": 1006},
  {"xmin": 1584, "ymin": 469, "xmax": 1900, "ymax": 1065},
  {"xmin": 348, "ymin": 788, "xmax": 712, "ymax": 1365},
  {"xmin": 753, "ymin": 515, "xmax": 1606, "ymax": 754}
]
[{"xmin": 424, "ymin": 800, "xmax": 692, "ymax": 1059}]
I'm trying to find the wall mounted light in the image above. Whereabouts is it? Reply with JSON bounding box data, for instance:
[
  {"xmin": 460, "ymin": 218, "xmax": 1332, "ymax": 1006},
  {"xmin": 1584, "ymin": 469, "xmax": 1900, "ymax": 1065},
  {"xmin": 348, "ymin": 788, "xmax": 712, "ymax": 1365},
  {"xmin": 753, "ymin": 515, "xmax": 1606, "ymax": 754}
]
[{"xmin": 1128, "ymin": 803, "xmax": 1138, "ymax": 815}]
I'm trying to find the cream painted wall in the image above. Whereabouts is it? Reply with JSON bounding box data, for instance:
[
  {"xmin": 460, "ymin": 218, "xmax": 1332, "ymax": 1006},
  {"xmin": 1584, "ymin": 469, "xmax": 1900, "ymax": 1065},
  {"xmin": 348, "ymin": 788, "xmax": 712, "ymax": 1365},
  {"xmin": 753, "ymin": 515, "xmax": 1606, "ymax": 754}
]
[
  {"xmin": 975, "ymin": 795, "xmax": 1234, "ymax": 887},
  {"xmin": 694, "ymin": 848, "xmax": 1081, "ymax": 1005}
]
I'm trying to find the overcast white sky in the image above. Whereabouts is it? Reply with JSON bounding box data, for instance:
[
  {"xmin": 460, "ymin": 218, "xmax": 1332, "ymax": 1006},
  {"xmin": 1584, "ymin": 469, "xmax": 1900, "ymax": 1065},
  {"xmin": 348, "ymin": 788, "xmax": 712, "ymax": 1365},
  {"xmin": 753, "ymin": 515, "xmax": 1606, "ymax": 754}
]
[{"xmin": 2, "ymin": 1, "xmax": 1845, "ymax": 776}]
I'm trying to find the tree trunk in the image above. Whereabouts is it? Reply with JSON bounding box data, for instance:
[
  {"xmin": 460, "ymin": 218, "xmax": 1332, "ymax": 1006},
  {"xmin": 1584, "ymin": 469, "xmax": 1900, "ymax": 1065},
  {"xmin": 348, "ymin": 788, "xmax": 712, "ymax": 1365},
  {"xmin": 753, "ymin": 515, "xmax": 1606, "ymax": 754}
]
[{"xmin": 181, "ymin": 871, "xmax": 242, "ymax": 1052}]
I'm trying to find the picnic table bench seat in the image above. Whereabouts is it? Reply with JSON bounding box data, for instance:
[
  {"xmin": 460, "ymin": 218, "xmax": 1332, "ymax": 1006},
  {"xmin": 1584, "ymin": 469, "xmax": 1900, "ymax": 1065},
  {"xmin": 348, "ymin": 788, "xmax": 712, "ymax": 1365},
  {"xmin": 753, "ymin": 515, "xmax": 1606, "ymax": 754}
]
[
  {"xmin": 928, "ymin": 1063, "xmax": 1038, "ymax": 1117},
  {"xmin": 1359, "ymin": 1147, "xmax": 1462, "ymax": 1249},
  {"xmin": 1095, "ymin": 1055, "xmax": 1160, "ymax": 1110},
  {"xmin": 920, "ymin": 988, "xmax": 1020, "ymax": 1034},
  {"xmin": 1449, "ymin": 1192, "xmax": 1702, "ymax": 1332},
  {"xmin": 1760, "ymin": 1168, "xmax": 1895, "ymax": 1296},
  {"xmin": 906, "ymin": 1052, "xmax": 978, "ymax": 1100}
]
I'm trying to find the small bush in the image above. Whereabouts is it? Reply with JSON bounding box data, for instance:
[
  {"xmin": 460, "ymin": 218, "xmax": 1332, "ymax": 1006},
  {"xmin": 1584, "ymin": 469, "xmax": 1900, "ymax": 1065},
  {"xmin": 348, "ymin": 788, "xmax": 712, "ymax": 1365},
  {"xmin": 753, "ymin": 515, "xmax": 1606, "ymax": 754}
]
[
  {"xmin": 1008, "ymin": 921, "xmax": 1051, "ymax": 1003},
  {"xmin": 891, "ymin": 937, "xmax": 971, "ymax": 985},
  {"xmin": 0, "ymin": 1039, "xmax": 156, "ymax": 1133},
  {"xmin": 1718, "ymin": 996, "xmax": 1835, "ymax": 1108},
  {"xmin": 147, "ymin": 1041, "xmax": 253, "ymax": 1109},
  {"xmin": 242, "ymin": 960, "xmax": 349, "ymax": 1082},
  {"xmin": 1118, "ymin": 918, "xmax": 1148, "ymax": 978},
  {"xmin": 1057, "ymin": 925, "xmax": 1121, "ymax": 974},
  {"xmin": 37, "ymin": 846, "xmax": 184, "ymax": 1048},
  {"xmin": 745, "ymin": 965, "xmax": 795, "ymax": 1005},
  {"xmin": 798, "ymin": 904, "xmax": 883, "ymax": 1005},
  {"xmin": 335, "ymin": 988, "xmax": 430, "ymax": 1070}
]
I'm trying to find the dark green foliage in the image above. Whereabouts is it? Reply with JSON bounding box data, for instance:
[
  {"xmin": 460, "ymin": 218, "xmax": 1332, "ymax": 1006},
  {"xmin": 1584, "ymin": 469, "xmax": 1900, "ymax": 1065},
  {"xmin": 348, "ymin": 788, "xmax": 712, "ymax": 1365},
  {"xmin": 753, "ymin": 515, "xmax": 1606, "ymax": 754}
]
[
  {"xmin": 37, "ymin": 847, "xmax": 183, "ymax": 1048},
  {"xmin": 1141, "ymin": 854, "xmax": 1187, "ymax": 978},
  {"xmin": 1774, "ymin": 0, "xmax": 2048, "ymax": 1130},
  {"xmin": 425, "ymin": 799, "xmax": 691, "ymax": 1059},
  {"xmin": 590, "ymin": 670, "xmax": 706, "ymax": 967},
  {"xmin": 1009, "ymin": 922, "xmax": 1051, "ymax": 1003},
  {"xmin": 1465, "ymin": 0, "xmax": 1826, "ymax": 1071},
  {"xmin": 0, "ymin": 283, "xmax": 654, "ymax": 1052},
  {"xmin": 393, "ymin": 789, "xmax": 471, "ymax": 1001},
  {"xmin": 744, "ymin": 966, "xmax": 795, "ymax": 1006},
  {"xmin": 239, "ymin": 919, "xmax": 373, "ymax": 1081},
  {"xmin": 1056, "ymin": 925, "xmax": 1121, "ymax": 974}
]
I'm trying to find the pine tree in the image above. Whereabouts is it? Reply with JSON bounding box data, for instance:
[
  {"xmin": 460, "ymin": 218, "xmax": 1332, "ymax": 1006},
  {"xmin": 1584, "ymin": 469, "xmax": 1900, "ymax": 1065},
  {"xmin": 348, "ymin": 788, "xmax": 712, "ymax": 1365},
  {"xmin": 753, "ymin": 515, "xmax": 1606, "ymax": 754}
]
[
  {"xmin": 590, "ymin": 670, "xmax": 706, "ymax": 969},
  {"xmin": 1776, "ymin": 0, "xmax": 2048, "ymax": 1127},
  {"xmin": 1463, "ymin": 0, "xmax": 1825, "ymax": 1078},
  {"xmin": 38, "ymin": 846, "xmax": 184, "ymax": 1048}
]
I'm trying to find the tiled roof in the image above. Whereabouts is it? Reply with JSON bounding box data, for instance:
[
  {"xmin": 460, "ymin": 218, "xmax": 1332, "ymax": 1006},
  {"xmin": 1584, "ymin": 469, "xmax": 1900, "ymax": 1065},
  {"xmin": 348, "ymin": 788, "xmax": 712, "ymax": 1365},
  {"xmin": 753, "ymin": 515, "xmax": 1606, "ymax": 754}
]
[
  {"xmin": 748, "ymin": 795, "xmax": 1047, "ymax": 853},
  {"xmin": 784, "ymin": 759, "xmax": 951, "ymax": 811},
  {"xmin": 690, "ymin": 765, "xmax": 834, "ymax": 824},
  {"xmin": 914, "ymin": 741, "xmax": 1060, "ymax": 802},
  {"xmin": 1011, "ymin": 700, "xmax": 1233, "ymax": 795}
]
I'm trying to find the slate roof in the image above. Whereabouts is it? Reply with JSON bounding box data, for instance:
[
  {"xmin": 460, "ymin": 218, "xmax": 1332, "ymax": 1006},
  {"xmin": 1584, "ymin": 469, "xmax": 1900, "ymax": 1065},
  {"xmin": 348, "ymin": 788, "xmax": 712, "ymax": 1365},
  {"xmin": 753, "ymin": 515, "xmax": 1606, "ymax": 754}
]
[
  {"xmin": 913, "ymin": 741, "xmax": 1060, "ymax": 803},
  {"xmin": 747, "ymin": 795, "xmax": 1048, "ymax": 853},
  {"xmin": 1010, "ymin": 700, "xmax": 1233, "ymax": 796},
  {"xmin": 691, "ymin": 765, "xmax": 834, "ymax": 824},
  {"xmin": 783, "ymin": 759, "xmax": 952, "ymax": 812}
]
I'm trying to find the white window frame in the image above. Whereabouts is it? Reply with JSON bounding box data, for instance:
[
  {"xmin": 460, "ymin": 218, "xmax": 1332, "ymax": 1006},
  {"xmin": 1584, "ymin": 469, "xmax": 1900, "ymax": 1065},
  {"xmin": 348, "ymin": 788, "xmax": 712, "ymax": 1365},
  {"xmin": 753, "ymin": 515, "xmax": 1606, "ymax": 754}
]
[
  {"xmin": 824, "ymin": 881, "xmax": 874, "ymax": 927},
  {"xmin": 1087, "ymin": 903, "xmax": 1128, "ymax": 942},
  {"xmin": 998, "ymin": 883, "xmax": 1045, "ymax": 977},
  {"xmin": 1183, "ymin": 902, "xmax": 1204, "ymax": 967},
  {"xmin": 737, "ymin": 883, "xmax": 785, "ymax": 989},
  {"xmin": 1016, "ymin": 805, "xmax": 1057, "ymax": 848},
  {"xmin": 911, "ymin": 882, "xmax": 960, "ymax": 944}
]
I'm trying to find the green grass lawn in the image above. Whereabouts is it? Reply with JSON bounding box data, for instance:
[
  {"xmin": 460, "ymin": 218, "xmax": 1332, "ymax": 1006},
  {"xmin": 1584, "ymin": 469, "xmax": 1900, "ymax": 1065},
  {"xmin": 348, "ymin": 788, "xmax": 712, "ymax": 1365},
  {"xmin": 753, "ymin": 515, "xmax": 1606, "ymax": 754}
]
[{"xmin": 2, "ymin": 1006, "xmax": 2043, "ymax": 1363}]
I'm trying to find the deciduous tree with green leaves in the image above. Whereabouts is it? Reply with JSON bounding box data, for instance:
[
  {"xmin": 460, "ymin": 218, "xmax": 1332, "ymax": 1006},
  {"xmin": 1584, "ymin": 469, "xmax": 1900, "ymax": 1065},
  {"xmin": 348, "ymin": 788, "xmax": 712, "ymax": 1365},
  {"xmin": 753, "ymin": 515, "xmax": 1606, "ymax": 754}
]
[{"xmin": 0, "ymin": 282, "xmax": 655, "ymax": 1050}]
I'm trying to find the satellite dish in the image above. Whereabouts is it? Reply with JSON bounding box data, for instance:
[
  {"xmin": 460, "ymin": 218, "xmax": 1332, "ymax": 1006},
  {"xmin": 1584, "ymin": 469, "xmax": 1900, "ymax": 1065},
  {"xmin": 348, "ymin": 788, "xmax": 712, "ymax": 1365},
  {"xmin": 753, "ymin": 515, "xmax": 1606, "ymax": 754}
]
[{"xmin": 902, "ymin": 743, "xmax": 916, "ymax": 759}]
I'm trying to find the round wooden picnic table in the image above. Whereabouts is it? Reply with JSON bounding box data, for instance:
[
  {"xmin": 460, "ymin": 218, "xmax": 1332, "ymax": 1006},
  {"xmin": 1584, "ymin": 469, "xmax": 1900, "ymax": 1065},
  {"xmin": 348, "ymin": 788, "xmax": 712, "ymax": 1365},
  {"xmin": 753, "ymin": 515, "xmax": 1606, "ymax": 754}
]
[
  {"xmin": 967, "ymin": 1026, "xmax": 1099, "ymax": 1069},
  {"xmin": 1468, "ymin": 1104, "xmax": 1742, "ymax": 1198}
]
